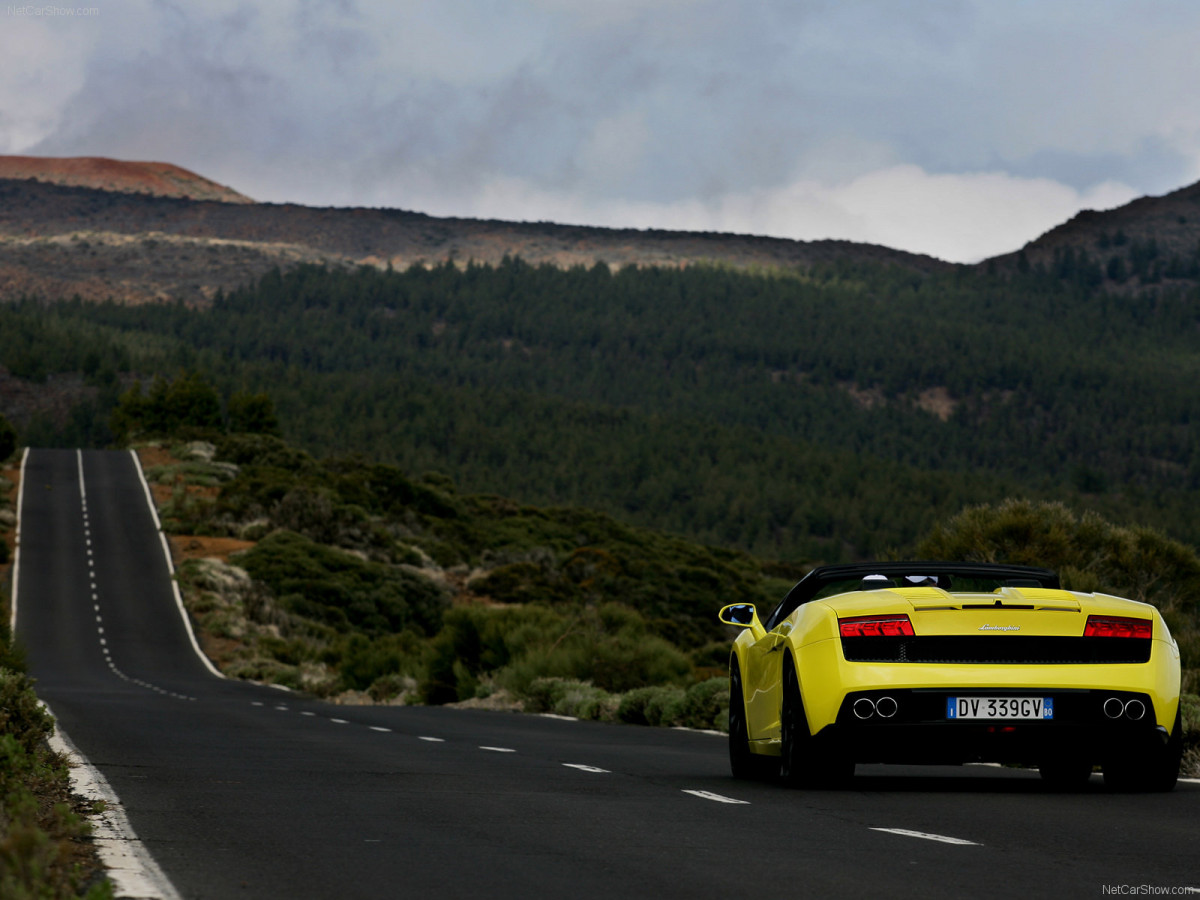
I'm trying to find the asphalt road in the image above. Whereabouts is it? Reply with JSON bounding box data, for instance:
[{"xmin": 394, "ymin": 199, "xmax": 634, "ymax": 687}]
[{"xmin": 14, "ymin": 448, "xmax": 1200, "ymax": 899}]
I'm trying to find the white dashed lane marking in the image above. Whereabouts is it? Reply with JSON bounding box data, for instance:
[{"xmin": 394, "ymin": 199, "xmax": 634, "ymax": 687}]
[
  {"xmin": 480, "ymin": 746, "xmax": 517, "ymax": 753},
  {"xmin": 77, "ymin": 449, "xmax": 197, "ymax": 703},
  {"xmin": 870, "ymin": 828, "xmax": 980, "ymax": 846},
  {"xmin": 682, "ymin": 790, "xmax": 750, "ymax": 805},
  {"xmin": 563, "ymin": 764, "xmax": 610, "ymax": 774}
]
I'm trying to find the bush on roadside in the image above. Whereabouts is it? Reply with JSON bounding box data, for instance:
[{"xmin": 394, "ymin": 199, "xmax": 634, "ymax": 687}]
[
  {"xmin": 0, "ymin": 670, "xmax": 53, "ymax": 755},
  {"xmin": 0, "ymin": 668, "xmax": 112, "ymax": 899}
]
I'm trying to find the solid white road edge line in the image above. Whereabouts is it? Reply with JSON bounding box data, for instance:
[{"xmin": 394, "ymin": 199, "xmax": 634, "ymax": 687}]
[
  {"xmin": 681, "ymin": 790, "xmax": 750, "ymax": 805},
  {"xmin": 127, "ymin": 448, "xmax": 225, "ymax": 679},
  {"xmin": 47, "ymin": 708, "xmax": 183, "ymax": 900},
  {"xmin": 870, "ymin": 827, "xmax": 980, "ymax": 846},
  {"xmin": 10, "ymin": 447, "xmax": 29, "ymax": 633}
]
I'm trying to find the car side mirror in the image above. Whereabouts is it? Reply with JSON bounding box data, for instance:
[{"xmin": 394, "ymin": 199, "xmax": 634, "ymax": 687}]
[
  {"xmin": 719, "ymin": 603, "xmax": 767, "ymax": 641},
  {"xmin": 719, "ymin": 603, "xmax": 756, "ymax": 626}
]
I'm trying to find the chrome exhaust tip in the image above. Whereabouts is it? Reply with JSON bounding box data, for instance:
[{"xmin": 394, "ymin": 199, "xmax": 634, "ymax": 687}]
[
  {"xmin": 1123, "ymin": 699, "xmax": 1146, "ymax": 721},
  {"xmin": 875, "ymin": 696, "xmax": 898, "ymax": 719},
  {"xmin": 852, "ymin": 697, "xmax": 876, "ymax": 720},
  {"xmin": 1103, "ymin": 697, "xmax": 1125, "ymax": 719}
]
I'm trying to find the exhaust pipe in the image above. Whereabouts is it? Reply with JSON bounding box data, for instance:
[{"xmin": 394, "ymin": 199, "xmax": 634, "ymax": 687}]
[
  {"xmin": 1123, "ymin": 699, "xmax": 1146, "ymax": 721},
  {"xmin": 853, "ymin": 698, "xmax": 876, "ymax": 720},
  {"xmin": 1103, "ymin": 697, "xmax": 1124, "ymax": 719},
  {"xmin": 875, "ymin": 696, "xmax": 898, "ymax": 718}
]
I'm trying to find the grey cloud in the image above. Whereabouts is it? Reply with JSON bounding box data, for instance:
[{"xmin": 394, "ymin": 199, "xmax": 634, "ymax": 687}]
[{"xmin": 9, "ymin": 0, "xmax": 1200, "ymax": 257}]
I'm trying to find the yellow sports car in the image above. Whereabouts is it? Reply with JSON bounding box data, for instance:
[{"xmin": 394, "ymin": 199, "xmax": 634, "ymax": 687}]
[{"xmin": 719, "ymin": 562, "xmax": 1182, "ymax": 791}]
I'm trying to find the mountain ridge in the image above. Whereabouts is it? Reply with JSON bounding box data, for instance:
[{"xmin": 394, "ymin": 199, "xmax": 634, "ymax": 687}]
[
  {"xmin": 0, "ymin": 154, "xmax": 947, "ymax": 304},
  {"xmin": 2, "ymin": 154, "xmax": 1200, "ymax": 303}
]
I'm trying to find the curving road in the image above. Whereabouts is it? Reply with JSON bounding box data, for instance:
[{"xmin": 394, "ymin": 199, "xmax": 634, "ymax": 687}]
[{"xmin": 15, "ymin": 448, "xmax": 1200, "ymax": 899}]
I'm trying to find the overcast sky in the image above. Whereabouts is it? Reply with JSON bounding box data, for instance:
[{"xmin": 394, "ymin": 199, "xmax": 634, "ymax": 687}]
[{"xmin": 2, "ymin": 1, "xmax": 1199, "ymax": 262}]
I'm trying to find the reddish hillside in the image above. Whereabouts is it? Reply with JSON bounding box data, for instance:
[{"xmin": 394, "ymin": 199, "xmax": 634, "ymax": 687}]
[{"xmin": 0, "ymin": 155, "xmax": 253, "ymax": 204}]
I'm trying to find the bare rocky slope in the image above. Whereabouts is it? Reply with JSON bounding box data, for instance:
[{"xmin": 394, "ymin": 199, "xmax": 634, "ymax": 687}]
[{"xmin": 0, "ymin": 155, "xmax": 252, "ymax": 204}]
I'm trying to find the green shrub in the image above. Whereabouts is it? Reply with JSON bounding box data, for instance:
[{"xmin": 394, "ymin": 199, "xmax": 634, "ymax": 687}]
[
  {"xmin": 495, "ymin": 627, "xmax": 691, "ymax": 696},
  {"xmin": 0, "ymin": 669, "xmax": 54, "ymax": 755},
  {"xmin": 643, "ymin": 686, "xmax": 688, "ymax": 726},
  {"xmin": 1181, "ymin": 694, "xmax": 1200, "ymax": 776},
  {"xmin": 237, "ymin": 531, "xmax": 448, "ymax": 636},
  {"xmin": 0, "ymin": 670, "xmax": 112, "ymax": 899},
  {"xmin": 335, "ymin": 632, "xmax": 425, "ymax": 692},
  {"xmin": 617, "ymin": 685, "xmax": 686, "ymax": 726},
  {"xmin": 0, "ymin": 413, "xmax": 17, "ymax": 462},
  {"xmin": 521, "ymin": 676, "xmax": 575, "ymax": 713},
  {"xmin": 616, "ymin": 686, "xmax": 660, "ymax": 725},
  {"xmin": 0, "ymin": 609, "xmax": 25, "ymax": 673},
  {"xmin": 215, "ymin": 433, "xmax": 316, "ymax": 471},
  {"xmin": 519, "ymin": 678, "xmax": 619, "ymax": 721},
  {"xmin": 678, "ymin": 677, "xmax": 730, "ymax": 731},
  {"xmin": 224, "ymin": 658, "xmax": 302, "ymax": 689},
  {"xmin": 367, "ymin": 674, "xmax": 417, "ymax": 703}
]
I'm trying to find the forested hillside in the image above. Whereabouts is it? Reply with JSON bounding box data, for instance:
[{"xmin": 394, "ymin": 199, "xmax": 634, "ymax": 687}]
[{"xmin": 3, "ymin": 255, "xmax": 1200, "ymax": 562}]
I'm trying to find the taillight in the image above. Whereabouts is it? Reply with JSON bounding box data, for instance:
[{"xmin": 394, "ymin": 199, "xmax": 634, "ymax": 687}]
[
  {"xmin": 1084, "ymin": 616, "xmax": 1152, "ymax": 639},
  {"xmin": 839, "ymin": 615, "xmax": 915, "ymax": 638}
]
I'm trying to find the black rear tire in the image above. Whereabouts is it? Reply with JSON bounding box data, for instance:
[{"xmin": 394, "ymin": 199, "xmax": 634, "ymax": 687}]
[
  {"xmin": 729, "ymin": 658, "xmax": 774, "ymax": 780},
  {"xmin": 1103, "ymin": 706, "xmax": 1182, "ymax": 793},
  {"xmin": 780, "ymin": 657, "xmax": 853, "ymax": 788}
]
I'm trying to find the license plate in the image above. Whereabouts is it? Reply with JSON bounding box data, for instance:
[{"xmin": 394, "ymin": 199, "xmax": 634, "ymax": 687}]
[{"xmin": 946, "ymin": 696, "xmax": 1053, "ymax": 720}]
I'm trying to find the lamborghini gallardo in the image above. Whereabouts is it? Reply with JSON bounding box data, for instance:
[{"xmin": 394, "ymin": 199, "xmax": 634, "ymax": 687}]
[{"xmin": 719, "ymin": 562, "xmax": 1183, "ymax": 790}]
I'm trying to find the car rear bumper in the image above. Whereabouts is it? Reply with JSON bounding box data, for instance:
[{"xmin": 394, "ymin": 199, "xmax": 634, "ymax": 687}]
[
  {"xmin": 794, "ymin": 636, "xmax": 1181, "ymax": 734},
  {"xmin": 821, "ymin": 687, "xmax": 1169, "ymax": 765}
]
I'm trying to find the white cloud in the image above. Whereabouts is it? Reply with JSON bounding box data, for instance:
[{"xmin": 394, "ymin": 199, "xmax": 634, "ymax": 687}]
[
  {"xmin": 827, "ymin": 167, "xmax": 1139, "ymax": 262},
  {"xmin": 0, "ymin": 16, "xmax": 91, "ymax": 152}
]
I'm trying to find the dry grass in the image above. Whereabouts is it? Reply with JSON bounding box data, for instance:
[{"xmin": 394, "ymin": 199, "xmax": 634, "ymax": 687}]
[{"xmin": 168, "ymin": 535, "xmax": 254, "ymax": 565}]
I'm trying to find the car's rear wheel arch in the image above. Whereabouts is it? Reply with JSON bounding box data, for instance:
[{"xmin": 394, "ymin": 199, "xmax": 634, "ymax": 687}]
[
  {"xmin": 780, "ymin": 651, "xmax": 853, "ymax": 788},
  {"xmin": 728, "ymin": 654, "xmax": 773, "ymax": 780}
]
